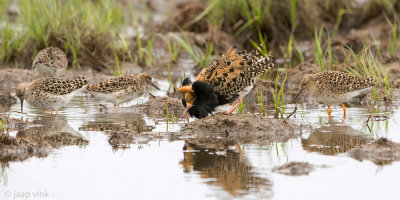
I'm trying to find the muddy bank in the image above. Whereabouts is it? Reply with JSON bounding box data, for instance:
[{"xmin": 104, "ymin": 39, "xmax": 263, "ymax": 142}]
[
  {"xmin": 0, "ymin": 134, "xmax": 51, "ymax": 163},
  {"xmin": 0, "ymin": 86, "xmax": 17, "ymax": 112},
  {"xmin": 348, "ymin": 138, "xmax": 400, "ymax": 165},
  {"xmin": 178, "ymin": 113, "xmax": 307, "ymax": 150},
  {"xmin": 104, "ymin": 96, "xmax": 184, "ymax": 117},
  {"xmin": 273, "ymin": 162, "xmax": 327, "ymax": 176}
]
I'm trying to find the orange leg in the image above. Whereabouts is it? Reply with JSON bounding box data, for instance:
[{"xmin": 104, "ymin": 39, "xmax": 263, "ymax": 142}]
[
  {"xmin": 327, "ymin": 106, "xmax": 332, "ymax": 120},
  {"xmin": 226, "ymin": 97, "xmax": 243, "ymax": 114},
  {"xmin": 56, "ymin": 110, "xmax": 59, "ymax": 116},
  {"xmin": 235, "ymin": 144, "xmax": 243, "ymax": 155},
  {"xmin": 50, "ymin": 110, "xmax": 53, "ymax": 115},
  {"xmin": 341, "ymin": 103, "xmax": 346, "ymax": 120}
]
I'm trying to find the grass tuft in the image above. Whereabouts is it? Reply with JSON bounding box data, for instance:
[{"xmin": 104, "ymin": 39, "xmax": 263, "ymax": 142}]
[
  {"xmin": 345, "ymin": 45, "xmax": 393, "ymax": 104},
  {"xmin": 272, "ymin": 72, "xmax": 288, "ymax": 119}
]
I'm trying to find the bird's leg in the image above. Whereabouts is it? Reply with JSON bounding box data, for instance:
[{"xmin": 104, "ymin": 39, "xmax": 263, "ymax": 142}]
[
  {"xmin": 327, "ymin": 106, "xmax": 332, "ymax": 120},
  {"xmin": 226, "ymin": 97, "xmax": 243, "ymax": 114},
  {"xmin": 341, "ymin": 103, "xmax": 346, "ymax": 120},
  {"xmin": 235, "ymin": 144, "xmax": 243, "ymax": 155},
  {"xmin": 56, "ymin": 110, "xmax": 59, "ymax": 116},
  {"xmin": 327, "ymin": 105, "xmax": 332, "ymax": 114},
  {"xmin": 50, "ymin": 110, "xmax": 53, "ymax": 115}
]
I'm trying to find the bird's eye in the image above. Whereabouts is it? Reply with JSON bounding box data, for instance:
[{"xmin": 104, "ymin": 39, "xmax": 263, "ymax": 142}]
[{"xmin": 189, "ymin": 97, "xmax": 194, "ymax": 102}]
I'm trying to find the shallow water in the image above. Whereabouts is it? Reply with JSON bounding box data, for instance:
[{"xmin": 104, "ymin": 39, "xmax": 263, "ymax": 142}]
[{"xmin": 1, "ymin": 91, "xmax": 400, "ymax": 200}]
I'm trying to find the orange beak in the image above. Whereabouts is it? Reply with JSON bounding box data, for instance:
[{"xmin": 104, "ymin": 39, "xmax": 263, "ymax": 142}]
[{"xmin": 182, "ymin": 103, "xmax": 192, "ymax": 118}]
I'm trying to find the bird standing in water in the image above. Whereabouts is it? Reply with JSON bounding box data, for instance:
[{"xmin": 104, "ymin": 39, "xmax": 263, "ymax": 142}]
[
  {"xmin": 16, "ymin": 76, "xmax": 88, "ymax": 115},
  {"xmin": 178, "ymin": 46, "xmax": 275, "ymax": 118},
  {"xmin": 85, "ymin": 73, "xmax": 159, "ymax": 107},
  {"xmin": 295, "ymin": 71, "xmax": 374, "ymax": 119}
]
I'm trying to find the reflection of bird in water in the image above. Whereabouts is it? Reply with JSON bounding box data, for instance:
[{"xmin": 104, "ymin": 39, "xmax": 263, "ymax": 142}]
[
  {"xmin": 79, "ymin": 113, "xmax": 153, "ymax": 150},
  {"xmin": 79, "ymin": 113, "xmax": 153, "ymax": 133},
  {"xmin": 179, "ymin": 143, "xmax": 271, "ymax": 197},
  {"xmin": 302, "ymin": 120, "xmax": 373, "ymax": 155},
  {"xmin": 16, "ymin": 115, "xmax": 88, "ymax": 148}
]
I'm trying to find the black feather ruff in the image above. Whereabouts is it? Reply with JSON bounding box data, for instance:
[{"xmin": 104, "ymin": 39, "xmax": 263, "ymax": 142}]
[{"xmin": 181, "ymin": 79, "xmax": 217, "ymax": 118}]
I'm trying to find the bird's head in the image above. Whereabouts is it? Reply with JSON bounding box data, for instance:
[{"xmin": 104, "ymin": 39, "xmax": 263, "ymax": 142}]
[
  {"xmin": 178, "ymin": 85, "xmax": 196, "ymax": 117},
  {"xmin": 300, "ymin": 74, "xmax": 313, "ymax": 89},
  {"xmin": 295, "ymin": 74, "xmax": 313, "ymax": 100},
  {"xmin": 16, "ymin": 83, "xmax": 29, "ymax": 112},
  {"xmin": 138, "ymin": 73, "xmax": 160, "ymax": 90},
  {"xmin": 178, "ymin": 79, "xmax": 217, "ymax": 119}
]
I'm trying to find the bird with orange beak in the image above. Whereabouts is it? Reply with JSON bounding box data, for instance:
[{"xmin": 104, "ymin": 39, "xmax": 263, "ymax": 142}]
[{"xmin": 178, "ymin": 46, "xmax": 275, "ymax": 118}]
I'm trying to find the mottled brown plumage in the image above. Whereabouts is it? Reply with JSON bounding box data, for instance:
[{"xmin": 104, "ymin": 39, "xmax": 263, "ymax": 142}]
[
  {"xmin": 195, "ymin": 47, "xmax": 274, "ymax": 104},
  {"xmin": 85, "ymin": 73, "xmax": 159, "ymax": 107},
  {"xmin": 178, "ymin": 46, "xmax": 275, "ymax": 118},
  {"xmin": 297, "ymin": 71, "xmax": 374, "ymax": 119},
  {"xmin": 32, "ymin": 47, "xmax": 68, "ymax": 77},
  {"xmin": 16, "ymin": 76, "xmax": 88, "ymax": 114}
]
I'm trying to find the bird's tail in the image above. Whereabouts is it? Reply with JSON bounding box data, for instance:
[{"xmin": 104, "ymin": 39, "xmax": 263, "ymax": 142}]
[
  {"xmin": 357, "ymin": 76, "xmax": 375, "ymax": 89},
  {"xmin": 68, "ymin": 76, "xmax": 89, "ymax": 90},
  {"xmin": 248, "ymin": 45, "xmax": 275, "ymax": 76}
]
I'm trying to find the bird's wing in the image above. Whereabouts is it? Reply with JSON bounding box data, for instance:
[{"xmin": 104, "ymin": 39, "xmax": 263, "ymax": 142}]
[
  {"xmin": 195, "ymin": 46, "xmax": 274, "ymax": 99},
  {"xmin": 85, "ymin": 75, "xmax": 137, "ymax": 94},
  {"xmin": 315, "ymin": 71, "xmax": 374, "ymax": 94},
  {"xmin": 34, "ymin": 77, "xmax": 88, "ymax": 95}
]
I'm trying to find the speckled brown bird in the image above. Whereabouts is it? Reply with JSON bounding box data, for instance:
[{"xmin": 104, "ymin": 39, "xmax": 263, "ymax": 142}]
[
  {"xmin": 85, "ymin": 73, "xmax": 159, "ymax": 107},
  {"xmin": 296, "ymin": 71, "xmax": 374, "ymax": 118},
  {"xmin": 16, "ymin": 76, "xmax": 88, "ymax": 115},
  {"xmin": 178, "ymin": 46, "xmax": 275, "ymax": 118},
  {"xmin": 32, "ymin": 47, "xmax": 68, "ymax": 77}
]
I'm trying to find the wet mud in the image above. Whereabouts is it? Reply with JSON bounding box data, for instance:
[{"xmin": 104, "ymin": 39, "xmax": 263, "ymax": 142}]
[
  {"xmin": 0, "ymin": 134, "xmax": 50, "ymax": 163},
  {"xmin": 2, "ymin": 117, "xmax": 31, "ymax": 132},
  {"xmin": 349, "ymin": 138, "xmax": 400, "ymax": 165},
  {"xmin": 179, "ymin": 113, "xmax": 307, "ymax": 150}
]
